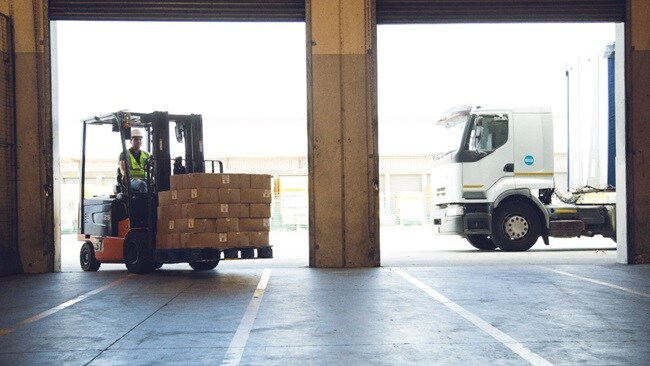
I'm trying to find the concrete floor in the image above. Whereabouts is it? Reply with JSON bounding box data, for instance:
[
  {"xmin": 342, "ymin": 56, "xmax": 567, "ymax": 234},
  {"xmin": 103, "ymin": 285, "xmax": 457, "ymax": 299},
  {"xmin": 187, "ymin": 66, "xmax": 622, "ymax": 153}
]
[{"xmin": 2, "ymin": 229, "xmax": 648, "ymax": 365}]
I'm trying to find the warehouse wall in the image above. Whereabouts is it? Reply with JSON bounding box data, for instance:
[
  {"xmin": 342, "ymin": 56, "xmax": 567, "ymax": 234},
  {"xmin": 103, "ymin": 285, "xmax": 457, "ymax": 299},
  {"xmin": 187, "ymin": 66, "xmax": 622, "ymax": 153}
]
[
  {"xmin": 0, "ymin": 11, "xmax": 20, "ymax": 276},
  {"xmin": 626, "ymin": 0, "xmax": 650, "ymax": 264},
  {"xmin": 3, "ymin": 0, "xmax": 54, "ymax": 274},
  {"xmin": 2, "ymin": 0, "xmax": 650, "ymax": 274},
  {"xmin": 306, "ymin": 0, "xmax": 380, "ymax": 267}
]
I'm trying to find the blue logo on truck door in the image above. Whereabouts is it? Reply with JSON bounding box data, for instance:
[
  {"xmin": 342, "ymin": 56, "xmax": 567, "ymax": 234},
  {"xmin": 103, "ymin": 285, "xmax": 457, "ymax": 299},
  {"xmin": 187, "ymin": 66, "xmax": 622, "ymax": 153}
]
[{"xmin": 524, "ymin": 155, "xmax": 534, "ymax": 166}]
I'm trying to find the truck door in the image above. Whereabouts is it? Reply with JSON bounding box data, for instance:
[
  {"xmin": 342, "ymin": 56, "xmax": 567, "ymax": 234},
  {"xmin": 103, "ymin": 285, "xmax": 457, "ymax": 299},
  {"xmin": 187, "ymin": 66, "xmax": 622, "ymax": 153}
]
[{"xmin": 460, "ymin": 112, "xmax": 514, "ymax": 200}]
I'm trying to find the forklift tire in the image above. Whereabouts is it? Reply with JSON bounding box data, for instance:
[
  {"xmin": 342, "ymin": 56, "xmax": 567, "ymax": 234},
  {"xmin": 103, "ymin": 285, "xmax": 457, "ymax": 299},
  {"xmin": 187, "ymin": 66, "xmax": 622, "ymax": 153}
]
[
  {"xmin": 123, "ymin": 230, "xmax": 155, "ymax": 274},
  {"xmin": 466, "ymin": 235, "xmax": 497, "ymax": 250},
  {"xmin": 80, "ymin": 242, "xmax": 101, "ymax": 271},
  {"xmin": 189, "ymin": 261, "xmax": 219, "ymax": 271},
  {"xmin": 491, "ymin": 200, "xmax": 542, "ymax": 252}
]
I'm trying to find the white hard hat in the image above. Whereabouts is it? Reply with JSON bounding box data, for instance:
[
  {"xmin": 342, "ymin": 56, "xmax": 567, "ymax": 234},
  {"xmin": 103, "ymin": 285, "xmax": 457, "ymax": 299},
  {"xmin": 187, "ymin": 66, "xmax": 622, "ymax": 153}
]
[{"xmin": 131, "ymin": 129, "xmax": 144, "ymax": 139}]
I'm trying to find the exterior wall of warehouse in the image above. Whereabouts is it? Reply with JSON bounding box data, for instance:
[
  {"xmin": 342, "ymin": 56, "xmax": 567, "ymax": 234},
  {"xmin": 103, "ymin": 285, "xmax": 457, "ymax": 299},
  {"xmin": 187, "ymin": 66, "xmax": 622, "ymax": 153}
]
[
  {"xmin": 3, "ymin": 0, "xmax": 650, "ymax": 274},
  {"xmin": 58, "ymin": 155, "xmax": 437, "ymax": 232}
]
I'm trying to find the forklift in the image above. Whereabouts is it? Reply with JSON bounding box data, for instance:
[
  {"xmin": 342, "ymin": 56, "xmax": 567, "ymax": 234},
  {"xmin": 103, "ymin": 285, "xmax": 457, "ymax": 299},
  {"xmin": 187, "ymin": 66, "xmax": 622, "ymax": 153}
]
[{"xmin": 78, "ymin": 110, "xmax": 269, "ymax": 273}]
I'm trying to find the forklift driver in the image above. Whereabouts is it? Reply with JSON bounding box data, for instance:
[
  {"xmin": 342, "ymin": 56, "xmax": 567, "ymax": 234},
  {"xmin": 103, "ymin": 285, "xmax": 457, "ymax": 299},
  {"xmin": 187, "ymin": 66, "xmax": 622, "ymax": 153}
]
[{"xmin": 118, "ymin": 129, "xmax": 151, "ymax": 192}]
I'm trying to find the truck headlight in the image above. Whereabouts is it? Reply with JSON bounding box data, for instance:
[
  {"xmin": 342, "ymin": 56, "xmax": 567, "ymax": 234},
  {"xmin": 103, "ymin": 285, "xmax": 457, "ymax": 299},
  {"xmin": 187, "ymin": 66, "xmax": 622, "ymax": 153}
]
[{"xmin": 445, "ymin": 206, "xmax": 465, "ymax": 217}]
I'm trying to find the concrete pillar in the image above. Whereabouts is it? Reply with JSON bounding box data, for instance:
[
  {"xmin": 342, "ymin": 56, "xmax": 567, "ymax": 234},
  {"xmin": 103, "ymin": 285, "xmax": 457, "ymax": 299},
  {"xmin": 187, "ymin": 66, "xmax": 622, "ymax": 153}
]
[
  {"xmin": 10, "ymin": 0, "xmax": 54, "ymax": 273},
  {"xmin": 625, "ymin": 0, "xmax": 650, "ymax": 264},
  {"xmin": 306, "ymin": 0, "xmax": 380, "ymax": 267}
]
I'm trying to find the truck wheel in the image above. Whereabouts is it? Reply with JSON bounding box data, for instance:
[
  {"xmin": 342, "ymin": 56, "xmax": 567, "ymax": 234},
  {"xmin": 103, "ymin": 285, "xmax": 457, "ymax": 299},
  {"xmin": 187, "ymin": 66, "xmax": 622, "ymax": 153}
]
[
  {"xmin": 466, "ymin": 235, "xmax": 497, "ymax": 250},
  {"xmin": 492, "ymin": 201, "xmax": 542, "ymax": 252},
  {"xmin": 189, "ymin": 261, "xmax": 219, "ymax": 271},
  {"xmin": 123, "ymin": 230, "xmax": 155, "ymax": 274},
  {"xmin": 80, "ymin": 242, "xmax": 101, "ymax": 271}
]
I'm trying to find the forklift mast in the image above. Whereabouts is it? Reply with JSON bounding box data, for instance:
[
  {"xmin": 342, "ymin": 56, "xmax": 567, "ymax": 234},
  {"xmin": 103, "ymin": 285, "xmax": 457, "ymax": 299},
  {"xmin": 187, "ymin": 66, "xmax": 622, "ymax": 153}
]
[
  {"xmin": 79, "ymin": 110, "xmax": 206, "ymax": 237},
  {"xmin": 171, "ymin": 113, "xmax": 205, "ymax": 174}
]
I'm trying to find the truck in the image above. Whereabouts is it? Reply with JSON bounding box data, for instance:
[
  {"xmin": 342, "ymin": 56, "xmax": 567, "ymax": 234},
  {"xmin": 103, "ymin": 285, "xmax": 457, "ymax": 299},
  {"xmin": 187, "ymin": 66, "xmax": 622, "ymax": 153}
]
[
  {"xmin": 78, "ymin": 110, "xmax": 273, "ymax": 273},
  {"xmin": 430, "ymin": 105, "xmax": 615, "ymax": 251}
]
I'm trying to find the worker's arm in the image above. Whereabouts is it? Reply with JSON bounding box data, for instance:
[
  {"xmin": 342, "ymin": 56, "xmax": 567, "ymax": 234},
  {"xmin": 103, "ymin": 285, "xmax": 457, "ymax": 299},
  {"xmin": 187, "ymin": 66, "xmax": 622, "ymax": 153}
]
[
  {"xmin": 118, "ymin": 151, "xmax": 128, "ymax": 179},
  {"xmin": 119, "ymin": 160, "xmax": 127, "ymax": 176}
]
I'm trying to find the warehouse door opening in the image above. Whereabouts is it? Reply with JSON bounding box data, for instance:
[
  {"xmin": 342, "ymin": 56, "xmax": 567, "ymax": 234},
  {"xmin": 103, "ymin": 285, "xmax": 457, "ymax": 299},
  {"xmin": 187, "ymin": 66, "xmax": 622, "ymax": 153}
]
[
  {"xmin": 377, "ymin": 23, "xmax": 623, "ymax": 265},
  {"xmin": 52, "ymin": 21, "xmax": 309, "ymax": 271}
]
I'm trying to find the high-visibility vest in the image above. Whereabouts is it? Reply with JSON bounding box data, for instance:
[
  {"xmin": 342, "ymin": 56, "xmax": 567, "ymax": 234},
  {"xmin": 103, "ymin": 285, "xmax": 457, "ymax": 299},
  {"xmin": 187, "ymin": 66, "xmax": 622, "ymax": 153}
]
[{"xmin": 128, "ymin": 149, "xmax": 150, "ymax": 179}]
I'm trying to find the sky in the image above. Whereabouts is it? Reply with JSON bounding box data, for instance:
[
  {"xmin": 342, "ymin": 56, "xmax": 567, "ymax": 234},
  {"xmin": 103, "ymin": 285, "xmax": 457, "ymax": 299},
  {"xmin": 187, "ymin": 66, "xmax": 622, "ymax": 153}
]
[{"xmin": 53, "ymin": 21, "xmax": 615, "ymax": 159}]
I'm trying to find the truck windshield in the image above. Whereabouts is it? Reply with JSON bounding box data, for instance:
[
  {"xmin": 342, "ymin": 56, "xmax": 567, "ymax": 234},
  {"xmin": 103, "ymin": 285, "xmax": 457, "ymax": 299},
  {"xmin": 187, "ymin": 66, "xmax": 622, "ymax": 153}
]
[{"xmin": 432, "ymin": 106, "xmax": 470, "ymax": 159}]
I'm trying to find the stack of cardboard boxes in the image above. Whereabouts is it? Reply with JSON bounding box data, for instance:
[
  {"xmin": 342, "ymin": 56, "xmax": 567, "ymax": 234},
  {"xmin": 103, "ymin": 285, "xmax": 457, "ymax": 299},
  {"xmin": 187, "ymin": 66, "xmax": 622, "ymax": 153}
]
[{"xmin": 156, "ymin": 173, "xmax": 272, "ymax": 250}]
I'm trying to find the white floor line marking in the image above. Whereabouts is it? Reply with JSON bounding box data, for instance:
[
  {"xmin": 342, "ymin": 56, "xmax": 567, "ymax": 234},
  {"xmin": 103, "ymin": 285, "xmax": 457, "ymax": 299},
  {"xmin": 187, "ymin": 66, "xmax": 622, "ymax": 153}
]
[
  {"xmin": 0, "ymin": 275, "xmax": 131, "ymax": 337},
  {"xmin": 392, "ymin": 268, "xmax": 553, "ymax": 366},
  {"xmin": 548, "ymin": 268, "xmax": 650, "ymax": 298},
  {"xmin": 221, "ymin": 268, "xmax": 272, "ymax": 366}
]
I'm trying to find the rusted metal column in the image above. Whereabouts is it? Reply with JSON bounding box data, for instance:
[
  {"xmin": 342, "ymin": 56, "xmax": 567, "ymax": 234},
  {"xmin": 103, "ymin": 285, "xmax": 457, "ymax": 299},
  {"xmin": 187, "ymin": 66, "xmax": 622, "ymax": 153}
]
[
  {"xmin": 12, "ymin": 0, "xmax": 54, "ymax": 273},
  {"xmin": 625, "ymin": 0, "xmax": 650, "ymax": 264},
  {"xmin": 306, "ymin": 0, "xmax": 380, "ymax": 267}
]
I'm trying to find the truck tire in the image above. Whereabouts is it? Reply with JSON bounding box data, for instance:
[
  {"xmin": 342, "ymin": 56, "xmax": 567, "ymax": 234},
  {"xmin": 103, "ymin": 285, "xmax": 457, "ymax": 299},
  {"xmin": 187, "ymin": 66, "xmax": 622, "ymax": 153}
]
[
  {"xmin": 189, "ymin": 260, "xmax": 219, "ymax": 271},
  {"xmin": 80, "ymin": 242, "xmax": 101, "ymax": 271},
  {"xmin": 123, "ymin": 230, "xmax": 155, "ymax": 274},
  {"xmin": 491, "ymin": 201, "xmax": 542, "ymax": 252},
  {"xmin": 466, "ymin": 235, "xmax": 497, "ymax": 250}
]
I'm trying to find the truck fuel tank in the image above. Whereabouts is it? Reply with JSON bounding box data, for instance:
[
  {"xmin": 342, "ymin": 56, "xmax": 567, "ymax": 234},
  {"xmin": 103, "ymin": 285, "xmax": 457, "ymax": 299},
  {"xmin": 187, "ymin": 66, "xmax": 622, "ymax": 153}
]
[{"xmin": 547, "ymin": 204, "xmax": 615, "ymax": 238}]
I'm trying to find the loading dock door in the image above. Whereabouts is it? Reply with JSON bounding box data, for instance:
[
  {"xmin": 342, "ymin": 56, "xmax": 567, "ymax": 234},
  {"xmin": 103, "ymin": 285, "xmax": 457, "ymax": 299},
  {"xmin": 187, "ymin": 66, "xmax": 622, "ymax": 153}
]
[
  {"xmin": 48, "ymin": 0, "xmax": 305, "ymax": 21},
  {"xmin": 48, "ymin": 1, "xmax": 624, "ymax": 23},
  {"xmin": 376, "ymin": 0, "xmax": 625, "ymax": 23}
]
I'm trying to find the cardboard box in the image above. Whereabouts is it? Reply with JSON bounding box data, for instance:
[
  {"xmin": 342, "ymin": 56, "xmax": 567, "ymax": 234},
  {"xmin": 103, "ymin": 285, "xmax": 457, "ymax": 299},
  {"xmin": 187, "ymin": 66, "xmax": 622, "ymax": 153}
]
[
  {"xmin": 170, "ymin": 175, "xmax": 184, "ymax": 190},
  {"xmin": 241, "ymin": 189, "xmax": 272, "ymax": 204},
  {"xmin": 239, "ymin": 218, "xmax": 270, "ymax": 232},
  {"xmin": 181, "ymin": 232, "xmax": 249, "ymax": 249},
  {"xmin": 175, "ymin": 218, "xmax": 216, "ymax": 233},
  {"xmin": 183, "ymin": 173, "xmax": 241, "ymax": 189},
  {"xmin": 239, "ymin": 204, "xmax": 250, "ymax": 218},
  {"xmin": 218, "ymin": 188, "xmax": 241, "ymax": 203},
  {"xmin": 225, "ymin": 232, "xmax": 249, "ymax": 247},
  {"xmin": 162, "ymin": 189, "xmax": 216, "ymax": 204},
  {"xmin": 156, "ymin": 234, "xmax": 181, "ymax": 249},
  {"xmin": 176, "ymin": 188, "xmax": 221, "ymax": 203},
  {"xmin": 250, "ymin": 203, "xmax": 271, "ymax": 218},
  {"xmin": 155, "ymin": 234, "xmax": 167, "ymax": 249},
  {"xmin": 250, "ymin": 174, "xmax": 273, "ymax": 189},
  {"xmin": 216, "ymin": 218, "xmax": 239, "ymax": 232},
  {"xmin": 182, "ymin": 203, "xmax": 242, "ymax": 218},
  {"xmin": 236, "ymin": 174, "xmax": 251, "ymax": 189},
  {"xmin": 157, "ymin": 204, "xmax": 182, "ymax": 219},
  {"xmin": 158, "ymin": 191, "xmax": 174, "ymax": 206},
  {"xmin": 157, "ymin": 218, "xmax": 177, "ymax": 234},
  {"xmin": 181, "ymin": 232, "xmax": 223, "ymax": 249},
  {"xmin": 248, "ymin": 232, "xmax": 270, "ymax": 246},
  {"xmin": 163, "ymin": 188, "xmax": 240, "ymax": 204}
]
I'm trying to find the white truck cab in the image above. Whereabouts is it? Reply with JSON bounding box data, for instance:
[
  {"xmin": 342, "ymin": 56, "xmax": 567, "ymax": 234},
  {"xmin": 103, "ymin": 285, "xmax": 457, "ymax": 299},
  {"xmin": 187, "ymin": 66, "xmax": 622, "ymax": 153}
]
[{"xmin": 431, "ymin": 105, "xmax": 614, "ymax": 251}]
